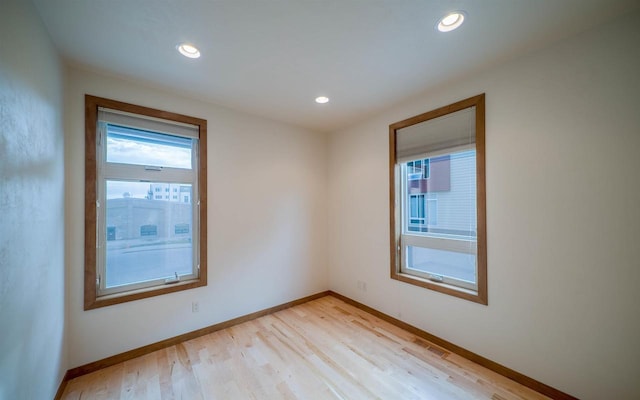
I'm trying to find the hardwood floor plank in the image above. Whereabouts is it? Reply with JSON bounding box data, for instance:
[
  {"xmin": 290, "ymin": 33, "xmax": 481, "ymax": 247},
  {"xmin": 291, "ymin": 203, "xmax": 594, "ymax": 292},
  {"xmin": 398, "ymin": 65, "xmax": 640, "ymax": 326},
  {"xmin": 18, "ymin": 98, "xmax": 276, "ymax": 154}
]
[{"xmin": 61, "ymin": 296, "xmax": 551, "ymax": 399}]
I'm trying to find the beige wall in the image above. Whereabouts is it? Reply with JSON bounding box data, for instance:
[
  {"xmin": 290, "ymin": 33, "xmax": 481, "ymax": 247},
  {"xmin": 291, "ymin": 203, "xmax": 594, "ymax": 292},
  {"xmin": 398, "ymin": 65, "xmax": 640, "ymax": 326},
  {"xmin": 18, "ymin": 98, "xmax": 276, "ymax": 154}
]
[
  {"xmin": 327, "ymin": 11, "xmax": 640, "ymax": 400},
  {"xmin": 64, "ymin": 67, "xmax": 328, "ymax": 367},
  {"xmin": 0, "ymin": 0, "xmax": 66, "ymax": 398}
]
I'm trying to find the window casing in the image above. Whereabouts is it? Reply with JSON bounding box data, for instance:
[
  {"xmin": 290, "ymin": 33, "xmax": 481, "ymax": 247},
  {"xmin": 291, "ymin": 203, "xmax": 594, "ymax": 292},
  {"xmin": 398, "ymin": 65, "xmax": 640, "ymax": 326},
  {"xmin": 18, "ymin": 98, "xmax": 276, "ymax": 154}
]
[
  {"xmin": 85, "ymin": 95, "xmax": 207, "ymax": 309},
  {"xmin": 389, "ymin": 94, "xmax": 486, "ymax": 304}
]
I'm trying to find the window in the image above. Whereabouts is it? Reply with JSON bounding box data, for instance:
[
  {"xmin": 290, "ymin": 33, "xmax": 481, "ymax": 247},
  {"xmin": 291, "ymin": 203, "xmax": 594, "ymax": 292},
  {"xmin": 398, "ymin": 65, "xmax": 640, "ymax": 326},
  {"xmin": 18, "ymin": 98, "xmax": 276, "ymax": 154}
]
[
  {"xmin": 106, "ymin": 227, "xmax": 116, "ymax": 241},
  {"xmin": 175, "ymin": 223, "xmax": 190, "ymax": 234},
  {"xmin": 84, "ymin": 95, "xmax": 207, "ymax": 309},
  {"xmin": 140, "ymin": 224, "xmax": 158, "ymax": 237},
  {"xmin": 408, "ymin": 194, "xmax": 425, "ymax": 229},
  {"xmin": 407, "ymin": 159, "xmax": 430, "ymax": 180},
  {"xmin": 389, "ymin": 94, "xmax": 486, "ymax": 304}
]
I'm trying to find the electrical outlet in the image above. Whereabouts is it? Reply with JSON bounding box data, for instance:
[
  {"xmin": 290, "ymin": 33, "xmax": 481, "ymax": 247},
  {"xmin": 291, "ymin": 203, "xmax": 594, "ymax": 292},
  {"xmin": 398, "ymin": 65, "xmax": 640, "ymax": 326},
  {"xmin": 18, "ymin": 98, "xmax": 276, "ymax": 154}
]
[
  {"xmin": 192, "ymin": 301, "xmax": 199, "ymax": 313},
  {"xmin": 357, "ymin": 280, "xmax": 367, "ymax": 292}
]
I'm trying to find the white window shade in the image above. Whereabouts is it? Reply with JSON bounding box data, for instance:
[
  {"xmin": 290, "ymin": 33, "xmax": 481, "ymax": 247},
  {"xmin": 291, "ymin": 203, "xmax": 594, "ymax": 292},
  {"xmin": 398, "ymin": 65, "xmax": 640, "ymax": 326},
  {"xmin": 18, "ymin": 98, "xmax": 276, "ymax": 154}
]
[
  {"xmin": 396, "ymin": 106, "xmax": 475, "ymax": 162},
  {"xmin": 98, "ymin": 107, "xmax": 199, "ymax": 139}
]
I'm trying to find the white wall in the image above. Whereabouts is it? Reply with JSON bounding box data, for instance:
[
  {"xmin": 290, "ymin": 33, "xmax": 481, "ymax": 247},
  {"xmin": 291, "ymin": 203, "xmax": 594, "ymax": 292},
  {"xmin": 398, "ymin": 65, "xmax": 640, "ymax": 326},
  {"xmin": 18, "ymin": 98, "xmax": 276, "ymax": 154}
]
[
  {"xmin": 0, "ymin": 0, "xmax": 66, "ymax": 398},
  {"xmin": 65, "ymin": 67, "xmax": 328, "ymax": 367},
  {"xmin": 328, "ymin": 11, "xmax": 640, "ymax": 400}
]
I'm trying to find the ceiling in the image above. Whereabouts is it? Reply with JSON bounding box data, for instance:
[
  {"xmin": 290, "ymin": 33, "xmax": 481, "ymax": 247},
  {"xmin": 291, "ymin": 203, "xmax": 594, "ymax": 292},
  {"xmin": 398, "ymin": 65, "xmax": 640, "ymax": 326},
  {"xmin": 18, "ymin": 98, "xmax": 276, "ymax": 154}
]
[{"xmin": 32, "ymin": 0, "xmax": 639, "ymax": 133}]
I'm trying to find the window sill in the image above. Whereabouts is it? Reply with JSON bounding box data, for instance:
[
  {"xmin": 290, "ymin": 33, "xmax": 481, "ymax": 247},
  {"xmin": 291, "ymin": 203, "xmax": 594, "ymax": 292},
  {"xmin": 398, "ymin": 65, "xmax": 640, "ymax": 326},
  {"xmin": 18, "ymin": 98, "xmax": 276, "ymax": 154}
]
[
  {"xmin": 391, "ymin": 271, "xmax": 487, "ymax": 305},
  {"xmin": 85, "ymin": 278, "xmax": 206, "ymax": 310}
]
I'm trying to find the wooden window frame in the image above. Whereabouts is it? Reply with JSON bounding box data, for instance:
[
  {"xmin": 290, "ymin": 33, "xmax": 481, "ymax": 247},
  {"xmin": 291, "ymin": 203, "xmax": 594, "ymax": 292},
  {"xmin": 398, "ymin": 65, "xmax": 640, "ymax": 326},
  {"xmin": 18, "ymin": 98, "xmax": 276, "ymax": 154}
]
[
  {"xmin": 84, "ymin": 95, "xmax": 208, "ymax": 310},
  {"xmin": 389, "ymin": 94, "xmax": 487, "ymax": 304}
]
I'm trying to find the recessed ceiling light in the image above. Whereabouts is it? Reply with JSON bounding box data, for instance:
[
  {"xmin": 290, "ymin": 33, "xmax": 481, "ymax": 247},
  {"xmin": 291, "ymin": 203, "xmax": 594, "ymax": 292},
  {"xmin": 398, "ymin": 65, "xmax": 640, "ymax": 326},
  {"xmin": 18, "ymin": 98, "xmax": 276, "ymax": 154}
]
[
  {"xmin": 178, "ymin": 43, "xmax": 201, "ymax": 59},
  {"xmin": 437, "ymin": 11, "xmax": 465, "ymax": 32},
  {"xmin": 315, "ymin": 96, "xmax": 329, "ymax": 104}
]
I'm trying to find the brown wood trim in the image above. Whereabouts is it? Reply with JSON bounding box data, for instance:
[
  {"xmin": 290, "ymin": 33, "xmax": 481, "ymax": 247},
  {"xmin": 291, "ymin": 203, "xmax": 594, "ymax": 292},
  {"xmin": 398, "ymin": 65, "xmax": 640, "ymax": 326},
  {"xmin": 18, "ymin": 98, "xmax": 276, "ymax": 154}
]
[
  {"xmin": 83, "ymin": 94, "xmax": 208, "ymax": 310},
  {"xmin": 328, "ymin": 291, "xmax": 577, "ymax": 400},
  {"xmin": 84, "ymin": 95, "xmax": 99, "ymax": 310},
  {"xmin": 392, "ymin": 272, "xmax": 484, "ymax": 303},
  {"xmin": 389, "ymin": 124, "xmax": 398, "ymax": 281},
  {"xmin": 389, "ymin": 94, "xmax": 483, "ymax": 132},
  {"xmin": 475, "ymin": 94, "xmax": 488, "ymax": 304},
  {"xmin": 66, "ymin": 291, "xmax": 330, "ymax": 380},
  {"xmin": 84, "ymin": 95, "xmax": 207, "ymax": 127},
  {"xmin": 53, "ymin": 370, "xmax": 70, "ymax": 400},
  {"xmin": 87, "ymin": 280, "xmax": 207, "ymax": 310},
  {"xmin": 388, "ymin": 93, "xmax": 487, "ymax": 305}
]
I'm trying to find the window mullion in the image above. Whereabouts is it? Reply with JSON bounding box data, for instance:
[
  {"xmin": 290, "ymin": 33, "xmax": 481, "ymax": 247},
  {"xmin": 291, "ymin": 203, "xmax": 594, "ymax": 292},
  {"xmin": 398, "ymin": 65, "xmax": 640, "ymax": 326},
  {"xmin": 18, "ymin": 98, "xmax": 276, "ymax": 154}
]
[
  {"xmin": 103, "ymin": 164, "xmax": 195, "ymax": 183},
  {"xmin": 402, "ymin": 234, "xmax": 476, "ymax": 255}
]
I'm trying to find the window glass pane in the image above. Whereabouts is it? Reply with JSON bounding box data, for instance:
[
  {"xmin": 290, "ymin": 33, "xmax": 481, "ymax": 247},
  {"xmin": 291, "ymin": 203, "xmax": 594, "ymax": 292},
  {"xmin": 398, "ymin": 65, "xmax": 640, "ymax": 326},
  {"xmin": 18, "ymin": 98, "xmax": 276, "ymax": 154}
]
[
  {"xmin": 404, "ymin": 150, "xmax": 476, "ymax": 238},
  {"xmin": 402, "ymin": 149, "xmax": 477, "ymax": 287},
  {"xmin": 410, "ymin": 195, "xmax": 417, "ymax": 218},
  {"xmin": 406, "ymin": 246, "xmax": 476, "ymax": 283},
  {"xmin": 106, "ymin": 124, "xmax": 192, "ymax": 169},
  {"xmin": 105, "ymin": 180, "xmax": 193, "ymax": 288}
]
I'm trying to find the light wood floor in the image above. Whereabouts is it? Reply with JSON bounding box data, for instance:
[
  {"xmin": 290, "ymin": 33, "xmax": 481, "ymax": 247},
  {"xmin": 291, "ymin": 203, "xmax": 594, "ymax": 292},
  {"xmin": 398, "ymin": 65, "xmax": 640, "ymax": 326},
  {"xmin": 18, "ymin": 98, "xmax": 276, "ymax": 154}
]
[{"xmin": 61, "ymin": 296, "xmax": 549, "ymax": 399}]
